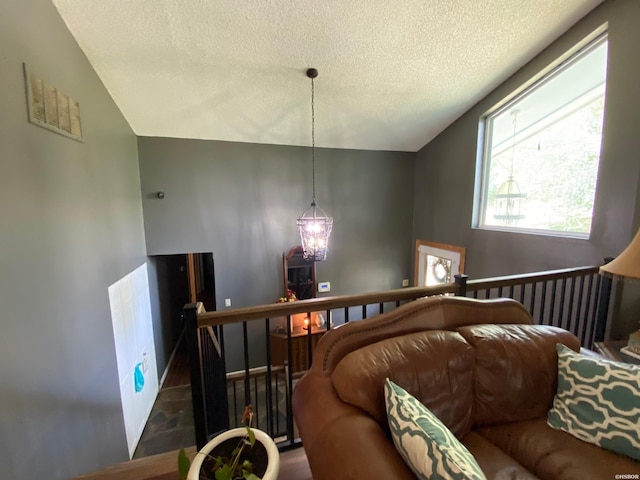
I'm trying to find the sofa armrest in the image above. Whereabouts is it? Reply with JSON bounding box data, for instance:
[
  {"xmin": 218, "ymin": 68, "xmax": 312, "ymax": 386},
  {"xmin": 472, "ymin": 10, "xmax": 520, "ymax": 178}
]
[{"xmin": 293, "ymin": 371, "xmax": 414, "ymax": 480}]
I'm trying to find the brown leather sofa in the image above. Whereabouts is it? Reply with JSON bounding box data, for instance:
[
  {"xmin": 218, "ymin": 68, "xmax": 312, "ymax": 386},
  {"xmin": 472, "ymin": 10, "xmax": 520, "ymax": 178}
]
[{"xmin": 292, "ymin": 295, "xmax": 640, "ymax": 479}]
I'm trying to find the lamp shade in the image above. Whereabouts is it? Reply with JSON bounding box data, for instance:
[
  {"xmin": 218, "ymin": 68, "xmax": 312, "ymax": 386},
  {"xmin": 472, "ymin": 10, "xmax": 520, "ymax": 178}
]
[{"xmin": 599, "ymin": 228, "xmax": 640, "ymax": 279}]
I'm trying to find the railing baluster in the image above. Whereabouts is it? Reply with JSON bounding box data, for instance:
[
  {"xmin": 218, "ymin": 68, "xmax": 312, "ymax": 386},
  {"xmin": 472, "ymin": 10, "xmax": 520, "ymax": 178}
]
[
  {"xmin": 549, "ymin": 280, "xmax": 557, "ymax": 328},
  {"xmin": 529, "ymin": 282, "xmax": 537, "ymax": 321},
  {"xmin": 306, "ymin": 311, "xmax": 313, "ymax": 369},
  {"xmin": 362, "ymin": 304, "xmax": 367, "ymax": 320},
  {"xmin": 264, "ymin": 317, "xmax": 274, "ymax": 437},
  {"xmin": 219, "ymin": 324, "xmax": 226, "ymax": 363},
  {"xmin": 540, "ymin": 281, "xmax": 548, "ymax": 325},
  {"xmin": 575, "ymin": 275, "xmax": 586, "ymax": 344},
  {"xmin": 232, "ymin": 381, "xmax": 238, "ymax": 427},
  {"xmin": 566, "ymin": 278, "xmax": 576, "ymax": 334},
  {"xmin": 275, "ymin": 372, "xmax": 280, "ymax": 435},
  {"xmin": 583, "ymin": 274, "xmax": 597, "ymax": 346},
  {"xmin": 344, "ymin": 306, "xmax": 350, "ymax": 323},
  {"xmin": 242, "ymin": 321, "xmax": 251, "ymax": 409},
  {"xmin": 284, "ymin": 314, "xmax": 295, "ymax": 444},
  {"xmin": 379, "ymin": 302, "xmax": 384, "ymax": 314},
  {"xmin": 253, "ymin": 375, "xmax": 259, "ymax": 429},
  {"xmin": 559, "ymin": 278, "xmax": 568, "ymax": 330}
]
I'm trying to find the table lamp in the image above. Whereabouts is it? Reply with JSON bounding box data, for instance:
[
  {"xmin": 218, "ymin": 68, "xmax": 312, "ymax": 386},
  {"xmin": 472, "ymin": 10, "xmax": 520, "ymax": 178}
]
[{"xmin": 599, "ymin": 228, "xmax": 640, "ymax": 357}]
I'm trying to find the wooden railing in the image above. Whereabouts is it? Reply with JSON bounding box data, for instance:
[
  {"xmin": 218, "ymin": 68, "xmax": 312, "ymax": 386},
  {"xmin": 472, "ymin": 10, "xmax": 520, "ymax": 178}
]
[{"xmin": 184, "ymin": 264, "xmax": 612, "ymax": 450}]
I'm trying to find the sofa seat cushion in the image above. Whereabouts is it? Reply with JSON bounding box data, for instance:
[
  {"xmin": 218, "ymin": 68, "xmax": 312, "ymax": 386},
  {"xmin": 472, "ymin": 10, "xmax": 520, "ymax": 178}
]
[
  {"xmin": 461, "ymin": 432, "xmax": 540, "ymax": 480},
  {"xmin": 332, "ymin": 330, "xmax": 475, "ymax": 437},
  {"xmin": 385, "ymin": 379, "xmax": 487, "ymax": 480},
  {"xmin": 457, "ymin": 324, "xmax": 580, "ymax": 425},
  {"xmin": 548, "ymin": 343, "xmax": 640, "ymax": 460},
  {"xmin": 476, "ymin": 418, "xmax": 640, "ymax": 479}
]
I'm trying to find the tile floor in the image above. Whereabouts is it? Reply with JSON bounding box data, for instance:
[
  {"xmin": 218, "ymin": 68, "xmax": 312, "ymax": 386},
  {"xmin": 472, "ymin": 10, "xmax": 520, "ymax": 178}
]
[{"xmin": 133, "ymin": 385, "xmax": 195, "ymax": 459}]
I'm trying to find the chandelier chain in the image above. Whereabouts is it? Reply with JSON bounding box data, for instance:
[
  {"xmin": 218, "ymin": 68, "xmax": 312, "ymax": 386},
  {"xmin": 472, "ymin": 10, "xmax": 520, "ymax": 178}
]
[
  {"xmin": 311, "ymin": 75, "xmax": 316, "ymax": 205},
  {"xmin": 510, "ymin": 109, "xmax": 518, "ymax": 178}
]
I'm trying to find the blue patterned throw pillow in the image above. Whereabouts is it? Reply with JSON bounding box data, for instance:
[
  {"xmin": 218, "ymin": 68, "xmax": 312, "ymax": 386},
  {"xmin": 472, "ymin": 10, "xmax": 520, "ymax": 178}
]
[
  {"xmin": 548, "ymin": 343, "xmax": 640, "ymax": 460},
  {"xmin": 384, "ymin": 378, "xmax": 487, "ymax": 480}
]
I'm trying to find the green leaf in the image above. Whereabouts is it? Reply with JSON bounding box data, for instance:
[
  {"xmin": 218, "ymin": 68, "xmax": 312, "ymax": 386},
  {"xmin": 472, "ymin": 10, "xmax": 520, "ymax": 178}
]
[
  {"xmin": 247, "ymin": 427, "xmax": 255, "ymax": 447},
  {"xmin": 214, "ymin": 463, "xmax": 232, "ymax": 480},
  {"xmin": 243, "ymin": 473, "xmax": 261, "ymax": 480},
  {"xmin": 177, "ymin": 448, "xmax": 191, "ymax": 480}
]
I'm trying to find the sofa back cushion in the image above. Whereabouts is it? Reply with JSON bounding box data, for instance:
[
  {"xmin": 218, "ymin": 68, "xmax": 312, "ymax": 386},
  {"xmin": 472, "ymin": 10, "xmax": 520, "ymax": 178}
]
[
  {"xmin": 457, "ymin": 324, "xmax": 580, "ymax": 426},
  {"xmin": 332, "ymin": 330, "xmax": 476, "ymax": 438}
]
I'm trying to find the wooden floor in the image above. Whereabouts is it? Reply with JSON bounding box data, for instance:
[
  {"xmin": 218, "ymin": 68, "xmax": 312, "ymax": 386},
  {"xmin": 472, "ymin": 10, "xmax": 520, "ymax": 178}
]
[{"xmin": 74, "ymin": 444, "xmax": 312, "ymax": 480}]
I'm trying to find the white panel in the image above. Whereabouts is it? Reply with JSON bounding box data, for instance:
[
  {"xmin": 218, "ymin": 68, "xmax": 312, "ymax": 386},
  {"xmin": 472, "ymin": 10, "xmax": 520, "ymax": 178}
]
[
  {"xmin": 119, "ymin": 373, "xmax": 136, "ymax": 452},
  {"xmin": 109, "ymin": 263, "xmax": 159, "ymax": 458}
]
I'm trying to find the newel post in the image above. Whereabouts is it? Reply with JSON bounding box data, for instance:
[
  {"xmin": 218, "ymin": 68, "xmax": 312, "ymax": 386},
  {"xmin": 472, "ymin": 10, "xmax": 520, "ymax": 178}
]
[
  {"xmin": 184, "ymin": 302, "xmax": 209, "ymax": 449},
  {"xmin": 455, "ymin": 274, "xmax": 469, "ymax": 297}
]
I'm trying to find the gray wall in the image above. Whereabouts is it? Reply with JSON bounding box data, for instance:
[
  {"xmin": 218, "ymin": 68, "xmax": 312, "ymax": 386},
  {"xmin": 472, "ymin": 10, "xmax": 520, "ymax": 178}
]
[
  {"xmin": 1, "ymin": 0, "xmax": 635, "ymax": 477},
  {"xmin": 414, "ymin": 0, "xmax": 640, "ymax": 278},
  {"xmin": 138, "ymin": 137, "xmax": 415, "ymax": 304},
  {"xmin": 0, "ymin": 0, "xmax": 152, "ymax": 478},
  {"xmin": 138, "ymin": 137, "xmax": 415, "ymax": 368}
]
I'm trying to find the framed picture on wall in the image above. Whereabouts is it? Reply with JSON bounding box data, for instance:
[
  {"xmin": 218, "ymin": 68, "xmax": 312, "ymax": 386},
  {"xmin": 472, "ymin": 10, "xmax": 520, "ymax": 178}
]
[{"xmin": 414, "ymin": 240, "xmax": 466, "ymax": 287}]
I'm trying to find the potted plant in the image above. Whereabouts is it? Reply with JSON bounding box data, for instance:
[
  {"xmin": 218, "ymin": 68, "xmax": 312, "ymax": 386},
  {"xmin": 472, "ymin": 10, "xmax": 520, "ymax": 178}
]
[{"xmin": 178, "ymin": 406, "xmax": 279, "ymax": 480}]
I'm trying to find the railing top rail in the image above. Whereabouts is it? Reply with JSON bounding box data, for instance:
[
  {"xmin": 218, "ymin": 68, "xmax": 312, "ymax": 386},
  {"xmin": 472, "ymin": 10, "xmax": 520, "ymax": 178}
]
[
  {"xmin": 195, "ymin": 265, "xmax": 601, "ymax": 328},
  {"xmin": 196, "ymin": 283, "xmax": 458, "ymax": 328},
  {"xmin": 466, "ymin": 265, "xmax": 600, "ymax": 291}
]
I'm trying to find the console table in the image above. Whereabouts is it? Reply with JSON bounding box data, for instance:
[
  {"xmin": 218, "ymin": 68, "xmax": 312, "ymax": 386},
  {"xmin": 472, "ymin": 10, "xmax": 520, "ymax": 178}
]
[{"xmin": 270, "ymin": 328, "xmax": 325, "ymax": 373}]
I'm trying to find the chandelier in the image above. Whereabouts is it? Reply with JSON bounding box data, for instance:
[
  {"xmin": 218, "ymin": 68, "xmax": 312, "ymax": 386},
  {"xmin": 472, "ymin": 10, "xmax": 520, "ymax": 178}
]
[
  {"xmin": 297, "ymin": 68, "xmax": 333, "ymax": 262},
  {"xmin": 494, "ymin": 109, "xmax": 526, "ymax": 226}
]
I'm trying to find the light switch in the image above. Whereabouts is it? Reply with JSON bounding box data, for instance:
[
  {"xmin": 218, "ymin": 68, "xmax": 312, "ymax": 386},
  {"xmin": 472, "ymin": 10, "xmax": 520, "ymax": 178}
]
[{"xmin": 318, "ymin": 282, "xmax": 330, "ymax": 293}]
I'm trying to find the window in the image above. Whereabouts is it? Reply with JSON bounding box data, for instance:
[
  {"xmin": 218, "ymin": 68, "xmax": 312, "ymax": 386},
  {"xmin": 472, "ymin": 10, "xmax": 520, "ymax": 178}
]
[{"xmin": 475, "ymin": 33, "xmax": 608, "ymax": 238}]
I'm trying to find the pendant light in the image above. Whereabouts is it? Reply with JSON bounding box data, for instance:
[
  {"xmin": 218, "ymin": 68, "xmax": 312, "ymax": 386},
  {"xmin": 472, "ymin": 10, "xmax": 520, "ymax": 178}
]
[
  {"xmin": 494, "ymin": 109, "xmax": 527, "ymax": 226},
  {"xmin": 297, "ymin": 68, "xmax": 333, "ymax": 262}
]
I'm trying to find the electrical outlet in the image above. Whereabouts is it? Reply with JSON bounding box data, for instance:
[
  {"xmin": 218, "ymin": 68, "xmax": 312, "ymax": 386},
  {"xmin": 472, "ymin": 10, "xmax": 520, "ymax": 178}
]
[
  {"xmin": 402, "ymin": 279, "xmax": 409, "ymax": 287},
  {"xmin": 224, "ymin": 298, "xmax": 231, "ymax": 307}
]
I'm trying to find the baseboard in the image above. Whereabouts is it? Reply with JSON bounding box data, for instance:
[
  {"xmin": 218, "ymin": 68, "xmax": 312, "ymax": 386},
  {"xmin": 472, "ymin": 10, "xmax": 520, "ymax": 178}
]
[{"xmin": 159, "ymin": 329, "xmax": 185, "ymax": 390}]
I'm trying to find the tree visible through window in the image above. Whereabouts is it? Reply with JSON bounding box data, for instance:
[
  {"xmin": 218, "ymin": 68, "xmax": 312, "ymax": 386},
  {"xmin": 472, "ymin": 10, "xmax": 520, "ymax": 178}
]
[{"xmin": 476, "ymin": 33, "xmax": 608, "ymax": 238}]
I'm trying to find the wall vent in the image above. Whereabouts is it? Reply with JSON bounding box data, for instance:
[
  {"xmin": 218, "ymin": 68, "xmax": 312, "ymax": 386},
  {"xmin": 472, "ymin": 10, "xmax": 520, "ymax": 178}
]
[{"xmin": 23, "ymin": 63, "xmax": 83, "ymax": 142}]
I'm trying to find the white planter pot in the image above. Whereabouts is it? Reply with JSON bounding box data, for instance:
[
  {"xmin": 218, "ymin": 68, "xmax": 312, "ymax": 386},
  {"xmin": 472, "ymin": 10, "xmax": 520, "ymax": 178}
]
[{"xmin": 187, "ymin": 428, "xmax": 280, "ymax": 480}]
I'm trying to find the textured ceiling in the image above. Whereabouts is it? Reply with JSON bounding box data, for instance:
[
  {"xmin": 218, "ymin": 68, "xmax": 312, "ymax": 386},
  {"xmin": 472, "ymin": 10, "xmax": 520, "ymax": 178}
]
[{"xmin": 51, "ymin": 0, "xmax": 604, "ymax": 152}]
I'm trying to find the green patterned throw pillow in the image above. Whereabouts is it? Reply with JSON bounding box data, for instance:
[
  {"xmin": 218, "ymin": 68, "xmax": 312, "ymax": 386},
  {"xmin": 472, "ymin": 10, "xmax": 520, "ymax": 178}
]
[
  {"xmin": 384, "ymin": 378, "xmax": 487, "ymax": 480},
  {"xmin": 548, "ymin": 343, "xmax": 640, "ymax": 460}
]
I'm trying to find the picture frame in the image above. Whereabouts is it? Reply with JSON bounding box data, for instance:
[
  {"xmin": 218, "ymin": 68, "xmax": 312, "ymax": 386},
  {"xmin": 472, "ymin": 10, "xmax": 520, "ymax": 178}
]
[{"xmin": 414, "ymin": 240, "xmax": 466, "ymax": 287}]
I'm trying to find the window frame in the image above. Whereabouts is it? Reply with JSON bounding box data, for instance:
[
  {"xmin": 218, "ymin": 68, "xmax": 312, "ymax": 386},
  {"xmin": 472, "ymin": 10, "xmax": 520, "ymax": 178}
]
[{"xmin": 473, "ymin": 29, "xmax": 608, "ymax": 240}]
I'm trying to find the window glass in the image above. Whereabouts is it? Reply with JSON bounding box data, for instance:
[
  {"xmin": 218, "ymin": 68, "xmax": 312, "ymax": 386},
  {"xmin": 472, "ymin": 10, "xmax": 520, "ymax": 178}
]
[{"xmin": 476, "ymin": 34, "xmax": 607, "ymax": 238}]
